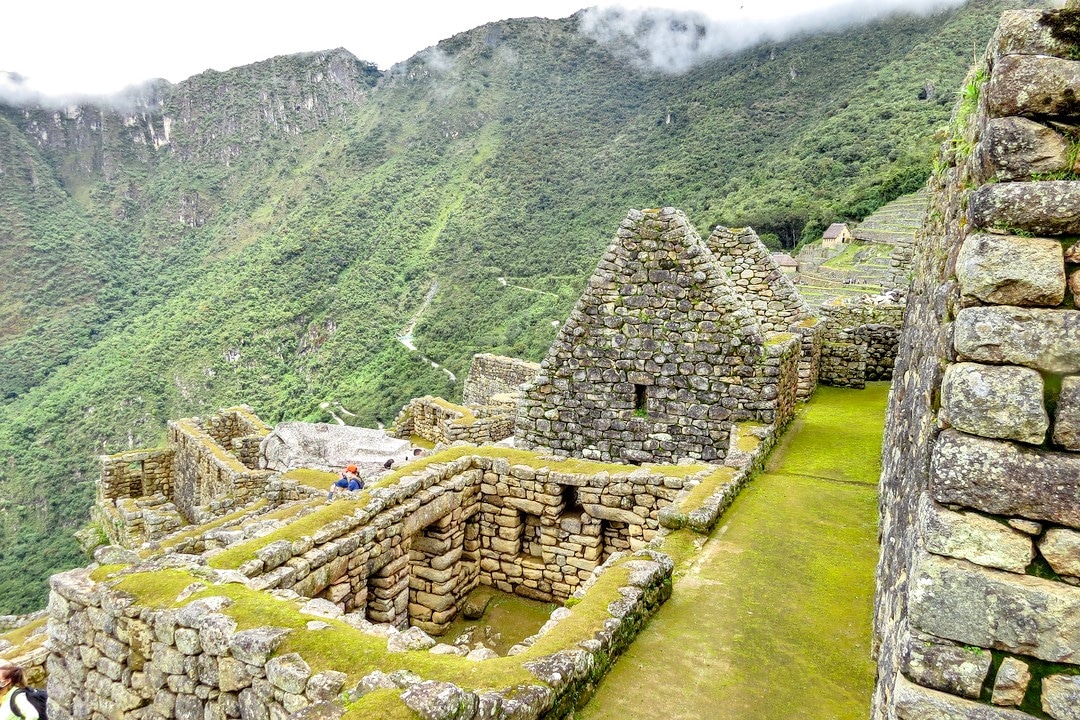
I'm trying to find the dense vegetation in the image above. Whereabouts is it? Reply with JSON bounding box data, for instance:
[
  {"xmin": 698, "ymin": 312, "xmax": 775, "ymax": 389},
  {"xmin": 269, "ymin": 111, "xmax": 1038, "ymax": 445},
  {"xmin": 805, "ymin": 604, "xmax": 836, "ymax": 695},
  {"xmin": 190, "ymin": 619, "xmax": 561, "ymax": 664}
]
[{"xmin": 0, "ymin": 0, "xmax": 1026, "ymax": 611}]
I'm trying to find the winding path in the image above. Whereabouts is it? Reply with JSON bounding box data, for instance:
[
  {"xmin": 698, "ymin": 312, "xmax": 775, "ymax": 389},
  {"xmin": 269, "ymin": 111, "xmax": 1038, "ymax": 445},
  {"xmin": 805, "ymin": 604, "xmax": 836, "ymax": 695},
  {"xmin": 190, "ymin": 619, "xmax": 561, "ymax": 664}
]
[
  {"xmin": 397, "ymin": 281, "xmax": 457, "ymax": 383},
  {"xmin": 580, "ymin": 383, "xmax": 889, "ymax": 720}
]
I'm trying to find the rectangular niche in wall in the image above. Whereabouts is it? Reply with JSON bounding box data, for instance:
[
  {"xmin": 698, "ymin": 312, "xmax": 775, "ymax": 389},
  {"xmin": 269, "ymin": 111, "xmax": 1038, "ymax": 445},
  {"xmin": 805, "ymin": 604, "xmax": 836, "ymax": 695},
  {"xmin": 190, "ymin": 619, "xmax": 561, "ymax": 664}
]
[
  {"xmin": 520, "ymin": 513, "xmax": 543, "ymax": 562},
  {"xmin": 634, "ymin": 384, "xmax": 648, "ymax": 415},
  {"xmin": 560, "ymin": 485, "xmax": 584, "ymax": 534}
]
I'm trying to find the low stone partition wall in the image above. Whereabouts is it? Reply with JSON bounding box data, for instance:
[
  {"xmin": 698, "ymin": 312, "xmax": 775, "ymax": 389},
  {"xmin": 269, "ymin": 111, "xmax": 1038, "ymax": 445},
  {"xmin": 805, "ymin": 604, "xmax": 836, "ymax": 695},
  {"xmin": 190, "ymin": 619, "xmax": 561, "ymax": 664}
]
[
  {"xmin": 202, "ymin": 406, "xmax": 273, "ymax": 470},
  {"xmin": 390, "ymin": 396, "xmax": 514, "ymax": 446},
  {"xmin": 46, "ymin": 540, "xmax": 672, "ymax": 720},
  {"xmin": 795, "ymin": 318, "xmax": 824, "ymax": 401},
  {"xmin": 874, "ymin": 7, "xmax": 1080, "ymax": 719},
  {"xmin": 818, "ymin": 298, "xmax": 904, "ymax": 388},
  {"xmin": 461, "ymin": 353, "xmax": 540, "ymax": 407},
  {"xmin": 95, "ymin": 494, "xmax": 185, "ymax": 548},
  {"xmin": 169, "ymin": 417, "xmax": 274, "ymax": 524},
  {"xmin": 744, "ymin": 333, "xmax": 800, "ymax": 430},
  {"xmin": 98, "ymin": 448, "xmax": 175, "ymax": 503},
  {"xmin": 206, "ymin": 449, "xmax": 706, "ymax": 639}
]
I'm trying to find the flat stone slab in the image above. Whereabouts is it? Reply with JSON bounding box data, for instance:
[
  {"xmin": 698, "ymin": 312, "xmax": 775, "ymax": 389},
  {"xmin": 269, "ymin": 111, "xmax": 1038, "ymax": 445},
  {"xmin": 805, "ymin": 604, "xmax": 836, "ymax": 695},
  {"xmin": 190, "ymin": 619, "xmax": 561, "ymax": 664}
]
[
  {"xmin": 894, "ymin": 675, "xmax": 1035, "ymax": 719},
  {"xmin": 932, "ymin": 429, "xmax": 1080, "ymax": 528},
  {"xmin": 260, "ymin": 422, "xmax": 411, "ymax": 472},
  {"xmin": 910, "ymin": 552, "xmax": 1080, "ymax": 663},
  {"xmin": 968, "ymin": 181, "xmax": 1080, "ymax": 236},
  {"xmin": 954, "ymin": 306, "xmax": 1080, "ymax": 374}
]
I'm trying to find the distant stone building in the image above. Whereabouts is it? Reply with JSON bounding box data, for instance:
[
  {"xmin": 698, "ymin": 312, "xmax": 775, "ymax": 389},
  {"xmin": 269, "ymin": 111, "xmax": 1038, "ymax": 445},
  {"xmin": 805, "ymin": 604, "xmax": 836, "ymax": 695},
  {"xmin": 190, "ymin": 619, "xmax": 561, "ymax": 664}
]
[
  {"xmin": 771, "ymin": 252, "xmax": 798, "ymax": 274},
  {"xmin": 821, "ymin": 222, "xmax": 853, "ymax": 248}
]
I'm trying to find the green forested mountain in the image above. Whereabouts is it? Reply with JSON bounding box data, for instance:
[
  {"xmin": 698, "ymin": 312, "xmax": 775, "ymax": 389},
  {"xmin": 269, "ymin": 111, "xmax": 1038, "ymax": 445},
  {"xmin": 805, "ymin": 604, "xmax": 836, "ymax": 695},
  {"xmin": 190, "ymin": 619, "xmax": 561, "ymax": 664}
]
[{"xmin": 0, "ymin": 1, "xmax": 1028, "ymax": 611}]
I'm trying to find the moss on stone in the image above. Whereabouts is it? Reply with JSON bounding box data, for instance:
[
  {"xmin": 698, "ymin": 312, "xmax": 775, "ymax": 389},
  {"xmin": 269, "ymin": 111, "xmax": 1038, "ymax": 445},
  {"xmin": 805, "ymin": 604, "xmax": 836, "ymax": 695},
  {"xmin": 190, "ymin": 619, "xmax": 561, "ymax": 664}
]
[
  {"xmin": 146, "ymin": 499, "xmax": 269, "ymax": 557},
  {"xmin": 678, "ymin": 467, "xmax": 737, "ymax": 511},
  {"xmin": 343, "ymin": 688, "xmax": 419, "ymax": 720},
  {"xmin": 0, "ymin": 617, "xmax": 47, "ymax": 650},
  {"xmin": 282, "ymin": 468, "xmax": 338, "ymax": 490}
]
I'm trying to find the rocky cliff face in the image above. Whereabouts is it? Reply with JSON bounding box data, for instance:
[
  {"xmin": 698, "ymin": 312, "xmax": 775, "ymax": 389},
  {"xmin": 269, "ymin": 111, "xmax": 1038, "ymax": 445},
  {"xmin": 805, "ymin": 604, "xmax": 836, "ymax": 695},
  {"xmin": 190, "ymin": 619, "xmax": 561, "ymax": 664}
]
[
  {"xmin": 1, "ymin": 49, "xmax": 380, "ymax": 184},
  {"xmin": 874, "ymin": 7, "xmax": 1080, "ymax": 719}
]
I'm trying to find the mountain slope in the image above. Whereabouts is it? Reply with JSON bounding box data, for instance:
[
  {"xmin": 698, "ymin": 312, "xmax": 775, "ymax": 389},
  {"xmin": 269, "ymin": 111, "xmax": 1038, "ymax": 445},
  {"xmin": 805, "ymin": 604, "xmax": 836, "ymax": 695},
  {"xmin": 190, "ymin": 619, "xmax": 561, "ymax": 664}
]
[{"xmin": 0, "ymin": 0, "xmax": 1027, "ymax": 611}]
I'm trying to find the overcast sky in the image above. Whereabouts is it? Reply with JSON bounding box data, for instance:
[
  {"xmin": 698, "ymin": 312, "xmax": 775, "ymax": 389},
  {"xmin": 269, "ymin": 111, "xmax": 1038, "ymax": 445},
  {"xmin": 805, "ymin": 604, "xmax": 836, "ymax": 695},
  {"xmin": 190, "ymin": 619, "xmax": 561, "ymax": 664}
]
[{"xmin": 2, "ymin": 0, "xmax": 975, "ymax": 98}]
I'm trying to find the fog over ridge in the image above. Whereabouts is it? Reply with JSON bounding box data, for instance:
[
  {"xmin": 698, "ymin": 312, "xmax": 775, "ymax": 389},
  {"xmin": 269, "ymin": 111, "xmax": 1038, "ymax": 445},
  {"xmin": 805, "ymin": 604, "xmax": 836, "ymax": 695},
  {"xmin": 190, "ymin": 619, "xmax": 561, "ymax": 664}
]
[{"xmin": 578, "ymin": 0, "xmax": 971, "ymax": 74}]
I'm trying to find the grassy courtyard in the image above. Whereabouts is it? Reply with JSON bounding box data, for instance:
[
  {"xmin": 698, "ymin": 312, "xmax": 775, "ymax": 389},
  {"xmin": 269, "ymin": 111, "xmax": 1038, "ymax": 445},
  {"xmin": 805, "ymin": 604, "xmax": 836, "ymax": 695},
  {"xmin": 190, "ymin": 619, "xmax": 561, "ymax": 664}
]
[{"xmin": 580, "ymin": 383, "xmax": 890, "ymax": 720}]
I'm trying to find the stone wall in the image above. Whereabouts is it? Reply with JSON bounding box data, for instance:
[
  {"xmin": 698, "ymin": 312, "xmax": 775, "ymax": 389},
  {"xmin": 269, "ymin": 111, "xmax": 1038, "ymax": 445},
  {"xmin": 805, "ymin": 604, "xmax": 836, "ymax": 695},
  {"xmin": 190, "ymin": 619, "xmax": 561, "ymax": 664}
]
[
  {"xmin": 874, "ymin": 8, "xmax": 1080, "ymax": 719},
  {"xmin": 98, "ymin": 448, "xmax": 175, "ymax": 502},
  {"xmin": 391, "ymin": 396, "xmax": 515, "ymax": 446},
  {"xmin": 461, "ymin": 353, "xmax": 540, "ymax": 407},
  {"xmin": 215, "ymin": 452, "xmax": 698, "ymax": 637},
  {"xmin": 818, "ymin": 298, "xmax": 904, "ymax": 389},
  {"xmin": 516, "ymin": 208, "xmax": 771, "ymax": 465},
  {"xmin": 46, "ymin": 540, "xmax": 672, "ymax": 720},
  {"xmin": 706, "ymin": 225, "xmax": 823, "ymax": 402},
  {"xmin": 169, "ymin": 415, "xmax": 274, "ymax": 525},
  {"xmin": 201, "ymin": 406, "xmax": 272, "ymax": 470}
]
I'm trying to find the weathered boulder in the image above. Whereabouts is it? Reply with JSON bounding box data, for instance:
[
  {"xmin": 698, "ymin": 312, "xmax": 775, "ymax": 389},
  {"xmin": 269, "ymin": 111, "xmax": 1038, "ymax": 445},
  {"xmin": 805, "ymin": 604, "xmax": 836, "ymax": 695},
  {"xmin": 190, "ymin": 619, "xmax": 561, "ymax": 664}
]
[
  {"xmin": 940, "ymin": 363, "xmax": 1048, "ymax": 445},
  {"xmin": 968, "ymin": 181, "xmax": 1080, "ymax": 236},
  {"xmin": 954, "ymin": 306, "xmax": 1080, "ymax": 373},
  {"xmin": 909, "ymin": 552, "xmax": 1080, "ymax": 663},
  {"xmin": 932, "ymin": 429, "xmax": 1080, "ymax": 528},
  {"xmin": 956, "ymin": 233, "xmax": 1064, "ymax": 305},
  {"xmin": 974, "ymin": 117, "xmax": 1073, "ymax": 182},
  {"xmin": 989, "ymin": 9, "xmax": 1078, "ymax": 58},
  {"xmin": 401, "ymin": 681, "xmax": 478, "ymax": 720},
  {"xmin": 266, "ymin": 652, "xmax": 312, "ymax": 694},
  {"xmin": 387, "ymin": 626, "xmax": 437, "ymax": 653},
  {"xmin": 229, "ymin": 627, "xmax": 291, "ymax": 666},
  {"xmin": 919, "ymin": 498, "xmax": 1033, "ymax": 573},
  {"xmin": 260, "ymin": 421, "xmax": 410, "ymax": 473}
]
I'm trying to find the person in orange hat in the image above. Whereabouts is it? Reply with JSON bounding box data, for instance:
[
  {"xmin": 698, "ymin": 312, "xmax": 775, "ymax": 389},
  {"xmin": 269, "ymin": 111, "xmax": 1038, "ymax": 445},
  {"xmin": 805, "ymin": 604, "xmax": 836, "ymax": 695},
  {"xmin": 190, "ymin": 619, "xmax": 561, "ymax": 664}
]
[{"xmin": 327, "ymin": 463, "xmax": 364, "ymax": 501}]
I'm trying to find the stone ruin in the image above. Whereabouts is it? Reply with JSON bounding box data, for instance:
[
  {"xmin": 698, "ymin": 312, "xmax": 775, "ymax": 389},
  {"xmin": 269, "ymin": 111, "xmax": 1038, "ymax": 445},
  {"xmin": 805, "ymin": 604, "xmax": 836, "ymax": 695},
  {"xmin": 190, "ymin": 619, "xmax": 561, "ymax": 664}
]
[
  {"xmin": 515, "ymin": 208, "xmax": 803, "ymax": 465},
  {"xmin": 35, "ymin": 204, "xmax": 871, "ymax": 719},
  {"xmin": 874, "ymin": 7, "xmax": 1080, "ymax": 719}
]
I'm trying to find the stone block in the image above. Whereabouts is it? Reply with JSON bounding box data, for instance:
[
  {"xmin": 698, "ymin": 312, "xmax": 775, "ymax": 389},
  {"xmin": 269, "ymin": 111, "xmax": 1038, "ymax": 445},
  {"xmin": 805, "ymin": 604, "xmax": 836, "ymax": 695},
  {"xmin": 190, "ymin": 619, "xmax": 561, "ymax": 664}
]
[
  {"xmin": 986, "ymin": 55, "xmax": 1080, "ymax": 118},
  {"xmin": 968, "ymin": 181, "xmax": 1080, "ymax": 237},
  {"xmin": 1039, "ymin": 528, "xmax": 1080, "ymax": 578},
  {"xmin": 991, "ymin": 657, "xmax": 1030, "ymax": 707},
  {"xmin": 266, "ymin": 653, "xmax": 311, "ymax": 695},
  {"xmin": 229, "ymin": 627, "xmax": 291, "ymax": 667},
  {"xmin": 909, "ymin": 551, "xmax": 1080, "ymax": 663},
  {"xmin": 940, "ymin": 362, "xmax": 1048, "ymax": 445},
  {"xmin": 1042, "ymin": 674, "xmax": 1080, "ymax": 720},
  {"xmin": 956, "ymin": 233, "xmax": 1064, "ymax": 306},
  {"xmin": 955, "ymin": 306, "xmax": 1080, "ymax": 374},
  {"xmin": 932, "ymin": 429, "xmax": 1080, "ymax": 528},
  {"xmin": 1054, "ymin": 376, "xmax": 1080, "ymax": 450},
  {"xmin": 975, "ymin": 117, "xmax": 1073, "ymax": 182},
  {"xmin": 894, "ymin": 675, "xmax": 1032, "ymax": 719},
  {"xmin": 902, "ymin": 633, "xmax": 991, "ymax": 699},
  {"xmin": 919, "ymin": 497, "xmax": 1033, "ymax": 573}
]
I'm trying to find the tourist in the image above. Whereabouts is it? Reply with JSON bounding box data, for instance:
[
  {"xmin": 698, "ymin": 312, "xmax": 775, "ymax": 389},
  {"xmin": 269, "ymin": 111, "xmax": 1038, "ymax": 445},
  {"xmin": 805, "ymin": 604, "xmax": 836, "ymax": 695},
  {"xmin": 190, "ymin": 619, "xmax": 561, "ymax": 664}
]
[
  {"xmin": 327, "ymin": 464, "xmax": 363, "ymax": 501},
  {"xmin": 0, "ymin": 662, "xmax": 44, "ymax": 719}
]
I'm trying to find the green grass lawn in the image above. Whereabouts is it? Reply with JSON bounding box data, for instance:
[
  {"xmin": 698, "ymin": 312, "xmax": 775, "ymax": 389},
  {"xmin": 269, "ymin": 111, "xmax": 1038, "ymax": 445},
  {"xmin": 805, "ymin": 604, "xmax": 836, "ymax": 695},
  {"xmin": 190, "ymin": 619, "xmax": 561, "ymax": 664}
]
[{"xmin": 579, "ymin": 383, "xmax": 889, "ymax": 720}]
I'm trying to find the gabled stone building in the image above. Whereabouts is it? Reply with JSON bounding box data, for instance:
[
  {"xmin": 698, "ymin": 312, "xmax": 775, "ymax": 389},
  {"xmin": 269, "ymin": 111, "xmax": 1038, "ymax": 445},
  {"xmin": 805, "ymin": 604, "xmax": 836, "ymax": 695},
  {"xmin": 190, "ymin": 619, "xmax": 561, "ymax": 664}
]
[{"xmin": 516, "ymin": 207, "xmax": 799, "ymax": 464}]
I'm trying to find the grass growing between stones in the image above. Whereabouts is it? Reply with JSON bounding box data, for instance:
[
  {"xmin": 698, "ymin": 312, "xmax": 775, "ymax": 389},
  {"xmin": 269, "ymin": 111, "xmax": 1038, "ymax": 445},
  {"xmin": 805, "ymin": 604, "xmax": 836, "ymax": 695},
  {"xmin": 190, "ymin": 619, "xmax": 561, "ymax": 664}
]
[{"xmin": 578, "ymin": 382, "xmax": 889, "ymax": 720}]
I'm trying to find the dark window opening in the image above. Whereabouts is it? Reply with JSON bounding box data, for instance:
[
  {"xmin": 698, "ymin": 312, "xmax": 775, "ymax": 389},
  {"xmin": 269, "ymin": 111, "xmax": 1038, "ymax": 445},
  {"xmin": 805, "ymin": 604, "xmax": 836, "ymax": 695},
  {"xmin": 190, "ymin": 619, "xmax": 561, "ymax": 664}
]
[{"xmin": 634, "ymin": 384, "xmax": 648, "ymax": 414}]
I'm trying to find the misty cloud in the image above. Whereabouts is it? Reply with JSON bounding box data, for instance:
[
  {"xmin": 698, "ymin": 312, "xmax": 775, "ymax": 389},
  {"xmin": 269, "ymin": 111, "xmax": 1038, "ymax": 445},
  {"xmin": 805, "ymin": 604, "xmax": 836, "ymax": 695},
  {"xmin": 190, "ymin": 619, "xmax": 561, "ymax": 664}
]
[
  {"xmin": 579, "ymin": 0, "xmax": 969, "ymax": 74},
  {"xmin": 0, "ymin": 71, "xmax": 166, "ymax": 111}
]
